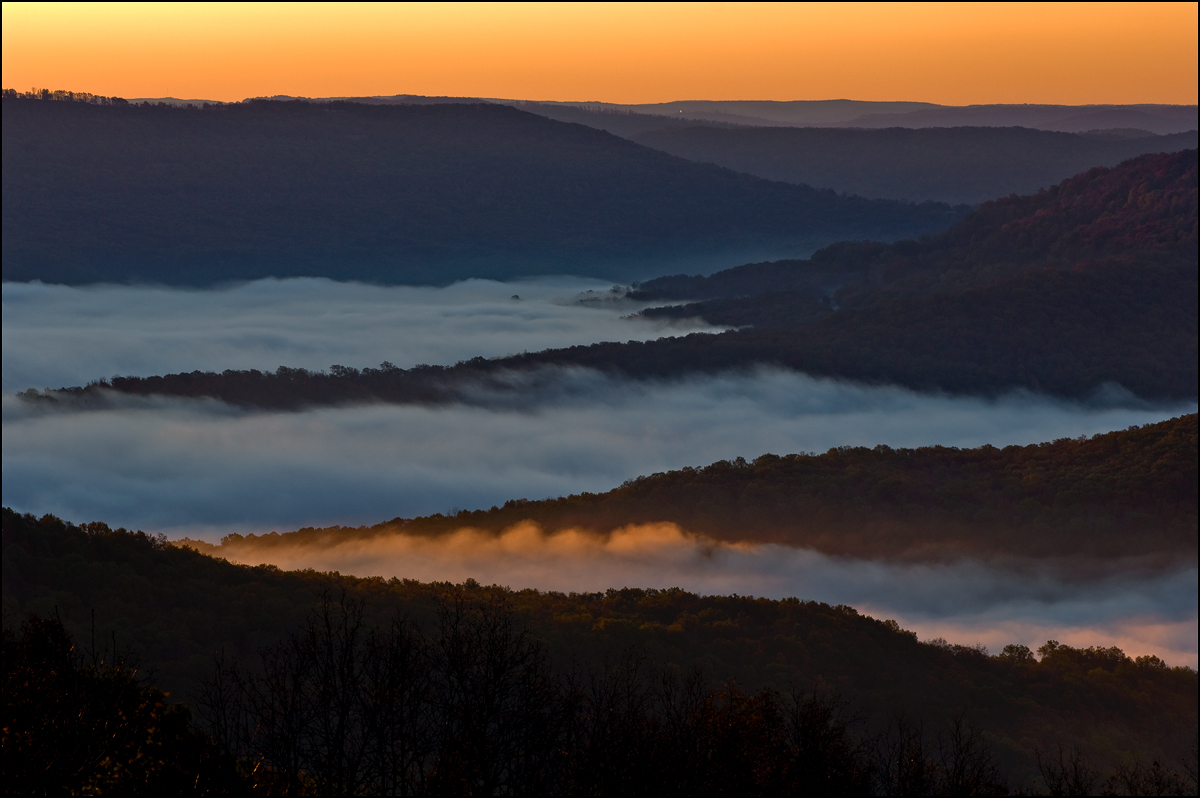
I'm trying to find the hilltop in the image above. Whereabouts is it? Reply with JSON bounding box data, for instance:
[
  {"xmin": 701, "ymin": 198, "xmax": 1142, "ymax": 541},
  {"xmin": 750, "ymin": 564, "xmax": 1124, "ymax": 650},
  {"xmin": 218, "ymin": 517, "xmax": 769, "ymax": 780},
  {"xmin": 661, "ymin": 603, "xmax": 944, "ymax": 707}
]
[{"xmin": 1, "ymin": 95, "xmax": 959, "ymax": 286}]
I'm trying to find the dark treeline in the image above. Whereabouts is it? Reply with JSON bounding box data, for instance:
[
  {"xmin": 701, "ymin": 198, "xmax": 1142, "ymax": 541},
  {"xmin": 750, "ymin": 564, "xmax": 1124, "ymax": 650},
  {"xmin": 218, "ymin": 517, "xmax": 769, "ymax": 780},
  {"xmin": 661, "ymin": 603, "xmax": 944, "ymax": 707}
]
[
  {"xmin": 630, "ymin": 124, "xmax": 1198, "ymax": 205},
  {"xmin": 1, "ymin": 94, "xmax": 960, "ymax": 286},
  {"xmin": 202, "ymin": 415, "xmax": 1198, "ymax": 561},
  {"xmin": 198, "ymin": 591, "xmax": 896, "ymax": 795},
  {"xmin": 29, "ymin": 150, "xmax": 1196, "ymax": 405},
  {"xmin": 4, "ymin": 507, "xmax": 1197, "ymax": 792},
  {"xmin": 1, "ymin": 87, "xmax": 132, "ymax": 106},
  {"xmin": 5, "ymin": 591, "xmax": 1196, "ymax": 794},
  {"xmin": 3, "ymin": 614, "xmax": 242, "ymax": 795}
]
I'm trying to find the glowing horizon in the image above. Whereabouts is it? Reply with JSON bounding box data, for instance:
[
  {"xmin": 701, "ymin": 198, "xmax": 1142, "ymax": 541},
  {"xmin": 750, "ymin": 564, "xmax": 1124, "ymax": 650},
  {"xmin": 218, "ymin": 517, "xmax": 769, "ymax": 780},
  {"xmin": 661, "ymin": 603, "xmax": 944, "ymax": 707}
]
[{"xmin": 3, "ymin": 2, "xmax": 1196, "ymax": 106}]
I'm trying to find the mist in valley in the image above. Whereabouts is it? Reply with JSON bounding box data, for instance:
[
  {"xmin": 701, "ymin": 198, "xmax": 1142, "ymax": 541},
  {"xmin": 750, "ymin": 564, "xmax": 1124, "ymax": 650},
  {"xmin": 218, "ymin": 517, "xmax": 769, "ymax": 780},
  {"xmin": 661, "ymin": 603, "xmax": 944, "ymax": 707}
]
[
  {"xmin": 1, "ymin": 277, "xmax": 718, "ymax": 392},
  {"xmin": 4, "ymin": 368, "xmax": 1191, "ymax": 536},
  {"xmin": 192, "ymin": 520, "xmax": 1199, "ymax": 667},
  {"xmin": 4, "ymin": 277, "xmax": 1195, "ymax": 667}
]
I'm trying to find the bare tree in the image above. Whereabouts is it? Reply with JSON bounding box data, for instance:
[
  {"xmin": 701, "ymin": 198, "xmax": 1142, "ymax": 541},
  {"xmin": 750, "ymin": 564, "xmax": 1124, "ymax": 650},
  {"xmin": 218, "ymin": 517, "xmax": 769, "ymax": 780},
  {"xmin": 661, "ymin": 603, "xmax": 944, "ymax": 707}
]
[
  {"xmin": 427, "ymin": 589, "xmax": 558, "ymax": 795},
  {"xmin": 359, "ymin": 616, "xmax": 434, "ymax": 795},
  {"xmin": 1036, "ymin": 744, "xmax": 1101, "ymax": 796},
  {"xmin": 875, "ymin": 715, "xmax": 939, "ymax": 796},
  {"xmin": 937, "ymin": 713, "xmax": 1005, "ymax": 796},
  {"xmin": 1107, "ymin": 758, "xmax": 1191, "ymax": 796}
]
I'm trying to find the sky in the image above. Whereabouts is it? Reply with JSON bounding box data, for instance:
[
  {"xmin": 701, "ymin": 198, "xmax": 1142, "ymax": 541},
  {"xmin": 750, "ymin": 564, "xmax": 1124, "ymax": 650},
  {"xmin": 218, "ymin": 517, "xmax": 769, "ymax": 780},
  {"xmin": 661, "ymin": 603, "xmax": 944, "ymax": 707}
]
[{"xmin": 3, "ymin": 2, "xmax": 1196, "ymax": 105}]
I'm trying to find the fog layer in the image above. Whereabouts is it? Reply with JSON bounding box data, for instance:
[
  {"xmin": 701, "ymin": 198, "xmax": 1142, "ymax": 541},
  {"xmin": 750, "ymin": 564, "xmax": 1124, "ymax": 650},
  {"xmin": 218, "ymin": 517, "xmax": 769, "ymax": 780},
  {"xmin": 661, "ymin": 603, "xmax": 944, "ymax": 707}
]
[
  {"xmin": 199, "ymin": 522, "xmax": 1200, "ymax": 667},
  {"xmin": 4, "ymin": 369, "xmax": 1192, "ymax": 538},
  {"xmin": 1, "ymin": 277, "xmax": 715, "ymax": 391},
  {"xmin": 7, "ymin": 278, "xmax": 1194, "ymax": 665}
]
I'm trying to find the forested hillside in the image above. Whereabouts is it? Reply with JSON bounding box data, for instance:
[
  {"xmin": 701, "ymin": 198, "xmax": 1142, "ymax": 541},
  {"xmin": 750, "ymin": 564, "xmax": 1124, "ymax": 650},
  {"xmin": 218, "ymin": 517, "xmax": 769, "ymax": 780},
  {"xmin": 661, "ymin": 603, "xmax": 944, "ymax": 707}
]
[
  {"xmin": 0, "ymin": 94, "xmax": 960, "ymax": 285},
  {"xmin": 33, "ymin": 150, "xmax": 1197, "ymax": 404},
  {"xmin": 184, "ymin": 415, "xmax": 1198, "ymax": 560},
  {"xmin": 630, "ymin": 150, "xmax": 1198, "ymax": 398},
  {"xmin": 630, "ymin": 125, "xmax": 1197, "ymax": 204},
  {"xmin": 635, "ymin": 148, "xmax": 1198, "ymax": 304},
  {"xmin": 3, "ymin": 508, "xmax": 1195, "ymax": 791}
]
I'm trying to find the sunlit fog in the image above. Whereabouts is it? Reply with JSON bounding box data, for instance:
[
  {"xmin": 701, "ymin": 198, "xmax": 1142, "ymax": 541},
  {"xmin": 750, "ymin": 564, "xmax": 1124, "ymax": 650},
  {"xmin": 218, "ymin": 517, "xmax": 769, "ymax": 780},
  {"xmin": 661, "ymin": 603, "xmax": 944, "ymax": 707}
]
[{"xmin": 196, "ymin": 521, "xmax": 1199, "ymax": 667}]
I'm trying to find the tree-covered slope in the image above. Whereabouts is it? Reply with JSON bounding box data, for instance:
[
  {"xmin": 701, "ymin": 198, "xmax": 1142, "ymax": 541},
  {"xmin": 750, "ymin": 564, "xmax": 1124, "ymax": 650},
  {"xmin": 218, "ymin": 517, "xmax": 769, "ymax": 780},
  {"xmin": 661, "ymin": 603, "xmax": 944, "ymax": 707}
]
[
  {"xmin": 25, "ymin": 151, "xmax": 1197, "ymax": 402},
  {"xmin": 635, "ymin": 148, "xmax": 1198, "ymax": 303},
  {"xmin": 0, "ymin": 96, "xmax": 960, "ymax": 286},
  {"xmin": 3, "ymin": 508, "xmax": 1195, "ymax": 788},
  {"xmin": 187, "ymin": 415, "xmax": 1198, "ymax": 561}
]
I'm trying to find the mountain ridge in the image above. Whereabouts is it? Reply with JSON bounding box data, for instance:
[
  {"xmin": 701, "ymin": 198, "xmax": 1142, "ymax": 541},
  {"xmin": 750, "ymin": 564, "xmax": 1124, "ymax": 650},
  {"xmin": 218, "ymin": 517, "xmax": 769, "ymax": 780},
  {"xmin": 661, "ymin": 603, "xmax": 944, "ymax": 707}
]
[{"xmin": 1, "ymin": 96, "xmax": 959, "ymax": 286}]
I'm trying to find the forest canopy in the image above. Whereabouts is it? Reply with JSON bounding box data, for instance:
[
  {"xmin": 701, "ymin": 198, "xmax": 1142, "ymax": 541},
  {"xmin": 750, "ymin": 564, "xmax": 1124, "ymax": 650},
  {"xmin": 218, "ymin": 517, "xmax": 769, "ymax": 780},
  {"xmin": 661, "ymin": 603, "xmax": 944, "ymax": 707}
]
[
  {"xmin": 3, "ymin": 508, "xmax": 1195, "ymax": 791},
  {"xmin": 183, "ymin": 414, "xmax": 1199, "ymax": 562}
]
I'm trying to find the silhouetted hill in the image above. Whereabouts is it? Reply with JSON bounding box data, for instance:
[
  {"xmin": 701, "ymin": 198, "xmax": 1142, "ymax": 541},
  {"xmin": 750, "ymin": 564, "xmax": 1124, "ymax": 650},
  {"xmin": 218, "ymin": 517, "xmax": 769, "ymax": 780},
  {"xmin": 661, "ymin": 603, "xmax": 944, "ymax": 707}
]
[
  {"xmin": 3, "ymin": 507, "xmax": 1195, "ymax": 787},
  {"xmin": 630, "ymin": 125, "xmax": 1197, "ymax": 204},
  {"xmin": 1, "ymin": 96, "xmax": 961, "ymax": 286}
]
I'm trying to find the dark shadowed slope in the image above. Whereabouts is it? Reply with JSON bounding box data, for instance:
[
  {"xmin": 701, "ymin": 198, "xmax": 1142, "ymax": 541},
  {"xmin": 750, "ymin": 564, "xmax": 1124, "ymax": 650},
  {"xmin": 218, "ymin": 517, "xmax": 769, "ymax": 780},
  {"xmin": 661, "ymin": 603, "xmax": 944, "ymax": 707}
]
[
  {"xmin": 3, "ymin": 508, "xmax": 1195, "ymax": 787},
  {"xmin": 39, "ymin": 151, "xmax": 1196, "ymax": 403},
  {"xmin": 637, "ymin": 148, "xmax": 1198, "ymax": 305},
  {"xmin": 627, "ymin": 151, "xmax": 1198, "ymax": 399},
  {"xmin": 0, "ymin": 96, "xmax": 960, "ymax": 286},
  {"xmin": 631, "ymin": 125, "xmax": 1198, "ymax": 204},
  {"xmin": 182, "ymin": 414, "xmax": 1199, "ymax": 561}
]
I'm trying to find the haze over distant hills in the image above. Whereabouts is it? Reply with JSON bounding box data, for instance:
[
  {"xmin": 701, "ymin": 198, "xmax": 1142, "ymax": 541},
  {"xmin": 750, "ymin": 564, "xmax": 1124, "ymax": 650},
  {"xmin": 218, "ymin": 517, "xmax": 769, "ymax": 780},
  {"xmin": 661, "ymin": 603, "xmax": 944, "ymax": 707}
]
[
  {"xmin": 627, "ymin": 125, "xmax": 1197, "ymax": 205},
  {"xmin": 1, "ymin": 95, "xmax": 959, "ymax": 286},
  {"xmin": 45, "ymin": 93, "xmax": 1200, "ymax": 208},
  {"xmin": 257, "ymin": 96, "xmax": 1197, "ymax": 135},
  {"xmin": 159, "ymin": 94, "xmax": 1198, "ymax": 205}
]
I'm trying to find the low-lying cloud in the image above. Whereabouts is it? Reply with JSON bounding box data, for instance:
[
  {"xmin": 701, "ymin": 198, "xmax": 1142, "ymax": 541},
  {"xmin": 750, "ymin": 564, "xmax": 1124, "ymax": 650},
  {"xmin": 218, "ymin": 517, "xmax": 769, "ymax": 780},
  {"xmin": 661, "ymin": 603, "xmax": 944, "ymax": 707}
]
[
  {"xmin": 4, "ymin": 368, "xmax": 1193, "ymax": 538},
  {"xmin": 6, "ymin": 276, "xmax": 1195, "ymax": 667},
  {"xmin": 196, "ymin": 521, "xmax": 1200, "ymax": 667},
  {"xmin": 1, "ymin": 277, "xmax": 714, "ymax": 391}
]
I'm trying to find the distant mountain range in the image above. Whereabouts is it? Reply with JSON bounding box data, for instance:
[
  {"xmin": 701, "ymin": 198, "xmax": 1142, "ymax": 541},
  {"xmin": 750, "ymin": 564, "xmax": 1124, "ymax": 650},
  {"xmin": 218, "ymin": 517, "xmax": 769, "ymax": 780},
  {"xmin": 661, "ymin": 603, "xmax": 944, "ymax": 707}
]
[
  {"xmin": 241, "ymin": 96, "xmax": 1198, "ymax": 135},
  {"xmin": 1, "ymin": 96, "xmax": 959, "ymax": 286},
  {"xmin": 626, "ymin": 125, "xmax": 1197, "ymax": 205},
  {"xmin": 130, "ymin": 95, "xmax": 1198, "ymax": 205}
]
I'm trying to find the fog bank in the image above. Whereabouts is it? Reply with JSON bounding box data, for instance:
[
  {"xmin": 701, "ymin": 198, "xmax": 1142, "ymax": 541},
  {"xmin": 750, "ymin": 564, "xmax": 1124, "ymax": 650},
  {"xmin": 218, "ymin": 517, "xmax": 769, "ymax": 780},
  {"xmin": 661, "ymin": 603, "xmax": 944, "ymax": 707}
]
[
  {"xmin": 195, "ymin": 521, "xmax": 1200, "ymax": 667},
  {"xmin": 4, "ymin": 368, "xmax": 1192, "ymax": 538},
  {"xmin": 1, "ymin": 277, "xmax": 716, "ymax": 391}
]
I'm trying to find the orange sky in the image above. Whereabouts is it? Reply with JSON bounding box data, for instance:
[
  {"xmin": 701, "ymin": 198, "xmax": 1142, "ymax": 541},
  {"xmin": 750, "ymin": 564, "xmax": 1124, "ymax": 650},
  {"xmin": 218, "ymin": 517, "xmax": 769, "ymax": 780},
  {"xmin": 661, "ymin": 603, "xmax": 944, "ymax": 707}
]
[{"xmin": 3, "ymin": 2, "xmax": 1196, "ymax": 105}]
